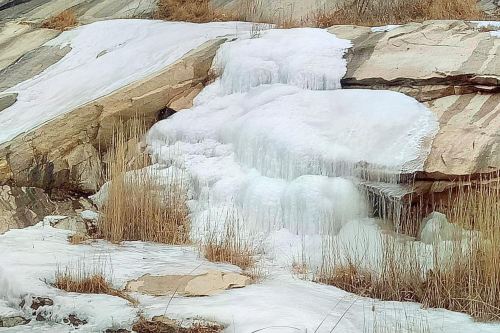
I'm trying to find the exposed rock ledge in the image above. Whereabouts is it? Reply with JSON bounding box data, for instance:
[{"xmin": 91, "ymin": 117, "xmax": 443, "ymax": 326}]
[
  {"xmin": 330, "ymin": 20, "xmax": 499, "ymax": 181},
  {"xmin": 0, "ymin": 39, "xmax": 224, "ymax": 194}
]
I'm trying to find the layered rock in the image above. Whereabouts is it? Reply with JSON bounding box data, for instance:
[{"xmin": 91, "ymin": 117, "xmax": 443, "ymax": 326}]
[
  {"xmin": 0, "ymin": 39, "xmax": 224, "ymax": 194},
  {"xmin": 330, "ymin": 20, "xmax": 499, "ymax": 182}
]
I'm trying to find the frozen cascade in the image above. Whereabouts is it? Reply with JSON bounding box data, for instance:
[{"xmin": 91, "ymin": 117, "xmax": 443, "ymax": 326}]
[{"xmin": 147, "ymin": 28, "xmax": 439, "ymax": 236}]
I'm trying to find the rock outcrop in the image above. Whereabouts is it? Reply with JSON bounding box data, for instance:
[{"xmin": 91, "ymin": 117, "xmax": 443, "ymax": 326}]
[
  {"xmin": 330, "ymin": 20, "xmax": 500, "ymax": 182},
  {"xmin": 0, "ymin": 39, "xmax": 224, "ymax": 194},
  {"xmin": 0, "ymin": 185, "xmax": 95, "ymax": 234}
]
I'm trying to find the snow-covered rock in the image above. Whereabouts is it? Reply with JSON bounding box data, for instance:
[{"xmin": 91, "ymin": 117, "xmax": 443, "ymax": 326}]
[{"xmin": 0, "ymin": 20, "xmax": 252, "ymax": 193}]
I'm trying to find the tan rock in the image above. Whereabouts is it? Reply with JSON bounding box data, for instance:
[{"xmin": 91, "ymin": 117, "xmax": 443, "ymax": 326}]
[
  {"xmin": 330, "ymin": 21, "xmax": 499, "ymax": 101},
  {"xmin": 0, "ymin": 38, "xmax": 224, "ymax": 194},
  {"xmin": 126, "ymin": 270, "xmax": 251, "ymax": 297}
]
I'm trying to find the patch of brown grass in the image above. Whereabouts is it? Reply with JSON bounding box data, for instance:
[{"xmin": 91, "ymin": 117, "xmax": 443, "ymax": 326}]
[
  {"xmin": 203, "ymin": 213, "xmax": 257, "ymax": 271},
  {"xmin": 153, "ymin": 0, "xmax": 240, "ymax": 23},
  {"xmin": 317, "ymin": 177, "xmax": 500, "ymax": 321},
  {"xmin": 41, "ymin": 9, "xmax": 77, "ymax": 31},
  {"xmin": 54, "ymin": 264, "xmax": 138, "ymax": 305},
  {"xmin": 133, "ymin": 317, "xmax": 223, "ymax": 333},
  {"xmin": 98, "ymin": 120, "xmax": 190, "ymax": 244},
  {"xmin": 314, "ymin": 0, "xmax": 483, "ymax": 27}
]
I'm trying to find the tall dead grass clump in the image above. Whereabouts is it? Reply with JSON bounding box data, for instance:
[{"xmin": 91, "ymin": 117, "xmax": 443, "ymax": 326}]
[
  {"xmin": 153, "ymin": 0, "xmax": 239, "ymax": 22},
  {"xmin": 318, "ymin": 176, "xmax": 500, "ymax": 321},
  {"xmin": 98, "ymin": 120, "xmax": 190, "ymax": 244},
  {"xmin": 314, "ymin": 0, "xmax": 482, "ymax": 27},
  {"xmin": 41, "ymin": 9, "xmax": 77, "ymax": 31},
  {"xmin": 203, "ymin": 212, "xmax": 257, "ymax": 271}
]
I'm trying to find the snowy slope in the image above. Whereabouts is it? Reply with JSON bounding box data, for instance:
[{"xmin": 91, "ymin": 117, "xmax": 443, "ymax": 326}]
[{"xmin": 0, "ymin": 19, "xmax": 252, "ymax": 144}]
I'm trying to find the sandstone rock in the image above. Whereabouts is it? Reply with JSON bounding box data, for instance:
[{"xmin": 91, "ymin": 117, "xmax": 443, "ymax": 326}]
[
  {"xmin": 331, "ymin": 20, "xmax": 499, "ymax": 101},
  {"xmin": 126, "ymin": 270, "xmax": 250, "ymax": 297},
  {"xmin": 0, "ymin": 93, "xmax": 16, "ymax": 111},
  {"xmin": 0, "ymin": 184, "xmax": 97, "ymax": 234},
  {"xmin": 44, "ymin": 215, "xmax": 87, "ymax": 234},
  {"xmin": 0, "ymin": 38, "xmax": 225, "ymax": 194},
  {"xmin": 0, "ymin": 0, "xmax": 157, "ymax": 24},
  {"xmin": 329, "ymin": 20, "xmax": 499, "ymax": 183},
  {"xmin": 0, "ymin": 22, "xmax": 60, "ymax": 72}
]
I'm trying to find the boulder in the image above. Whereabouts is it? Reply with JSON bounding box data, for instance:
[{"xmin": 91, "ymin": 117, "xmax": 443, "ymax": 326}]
[{"xmin": 0, "ymin": 38, "xmax": 225, "ymax": 194}]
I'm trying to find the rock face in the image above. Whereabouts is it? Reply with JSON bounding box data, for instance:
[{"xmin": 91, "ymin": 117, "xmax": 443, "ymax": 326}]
[
  {"xmin": 0, "ymin": 0, "xmax": 157, "ymax": 23},
  {"xmin": 0, "ymin": 39, "xmax": 224, "ymax": 194},
  {"xmin": 330, "ymin": 20, "xmax": 500, "ymax": 181},
  {"xmin": 0, "ymin": 184, "xmax": 95, "ymax": 234}
]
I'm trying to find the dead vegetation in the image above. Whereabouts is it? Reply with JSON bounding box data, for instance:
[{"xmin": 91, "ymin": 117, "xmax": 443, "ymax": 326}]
[
  {"xmin": 314, "ymin": 0, "xmax": 483, "ymax": 27},
  {"xmin": 203, "ymin": 213, "xmax": 257, "ymax": 271},
  {"xmin": 317, "ymin": 177, "xmax": 500, "ymax": 321},
  {"xmin": 132, "ymin": 317, "xmax": 223, "ymax": 333},
  {"xmin": 41, "ymin": 9, "xmax": 77, "ymax": 31},
  {"xmin": 153, "ymin": 0, "xmax": 239, "ymax": 22},
  {"xmin": 98, "ymin": 120, "xmax": 190, "ymax": 244},
  {"xmin": 154, "ymin": 0, "xmax": 484, "ymax": 27},
  {"xmin": 54, "ymin": 262, "xmax": 137, "ymax": 305}
]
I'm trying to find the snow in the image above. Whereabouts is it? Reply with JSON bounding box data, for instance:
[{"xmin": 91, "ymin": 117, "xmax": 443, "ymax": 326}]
[
  {"xmin": 0, "ymin": 223, "xmax": 498, "ymax": 333},
  {"xmin": 371, "ymin": 25, "xmax": 401, "ymax": 32},
  {"xmin": 471, "ymin": 20, "xmax": 500, "ymax": 29},
  {"xmin": 0, "ymin": 19, "xmax": 253, "ymax": 144}
]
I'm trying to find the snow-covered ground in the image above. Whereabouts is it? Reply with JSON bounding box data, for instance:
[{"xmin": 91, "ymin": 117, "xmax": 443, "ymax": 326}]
[
  {"xmin": 1, "ymin": 223, "xmax": 499, "ymax": 333},
  {"xmin": 0, "ymin": 19, "xmax": 253, "ymax": 144}
]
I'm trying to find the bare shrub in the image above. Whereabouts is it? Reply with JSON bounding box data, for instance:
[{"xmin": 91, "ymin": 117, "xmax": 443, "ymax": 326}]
[
  {"xmin": 98, "ymin": 120, "xmax": 190, "ymax": 244},
  {"xmin": 317, "ymin": 177, "xmax": 500, "ymax": 320},
  {"xmin": 41, "ymin": 9, "xmax": 77, "ymax": 31}
]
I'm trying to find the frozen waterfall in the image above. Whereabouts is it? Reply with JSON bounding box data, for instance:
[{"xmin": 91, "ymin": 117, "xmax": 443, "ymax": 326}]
[{"xmin": 147, "ymin": 28, "xmax": 439, "ymax": 236}]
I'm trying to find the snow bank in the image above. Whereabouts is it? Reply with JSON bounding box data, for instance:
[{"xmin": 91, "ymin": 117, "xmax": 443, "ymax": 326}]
[
  {"xmin": 147, "ymin": 28, "xmax": 438, "ymax": 236},
  {"xmin": 0, "ymin": 19, "xmax": 252, "ymax": 144}
]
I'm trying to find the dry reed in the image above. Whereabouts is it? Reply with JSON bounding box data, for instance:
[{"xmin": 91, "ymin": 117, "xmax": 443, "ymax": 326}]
[
  {"xmin": 317, "ymin": 177, "xmax": 500, "ymax": 321},
  {"xmin": 98, "ymin": 120, "xmax": 190, "ymax": 244},
  {"xmin": 133, "ymin": 317, "xmax": 223, "ymax": 333},
  {"xmin": 203, "ymin": 213, "xmax": 257, "ymax": 271},
  {"xmin": 41, "ymin": 9, "xmax": 77, "ymax": 31},
  {"xmin": 314, "ymin": 0, "xmax": 483, "ymax": 27}
]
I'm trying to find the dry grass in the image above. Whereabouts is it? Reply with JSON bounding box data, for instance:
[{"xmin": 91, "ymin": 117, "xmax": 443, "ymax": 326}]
[
  {"xmin": 202, "ymin": 213, "xmax": 257, "ymax": 271},
  {"xmin": 41, "ymin": 9, "xmax": 77, "ymax": 31},
  {"xmin": 154, "ymin": 0, "xmax": 483, "ymax": 28},
  {"xmin": 98, "ymin": 120, "xmax": 190, "ymax": 244},
  {"xmin": 314, "ymin": 0, "xmax": 483, "ymax": 27},
  {"xmin": 133, "ymin": 317, "xmax": 223, "ymax": 333},
  {"xmin": 317, "ymin": 177, "xmax": 500, "ymax": 321},
  {"xmin": 153, "ymin": 0, "xmax": 239, "ymax": 23},
  {"xmin": 54, "ymin": 262, "xmax": 137, "ymax": 305}
]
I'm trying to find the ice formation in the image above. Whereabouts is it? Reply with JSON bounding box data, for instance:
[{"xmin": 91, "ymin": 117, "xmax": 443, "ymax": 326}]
[{"xmin": 147, "ymin": 28, "xmax": 439, "ymax": 236}]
